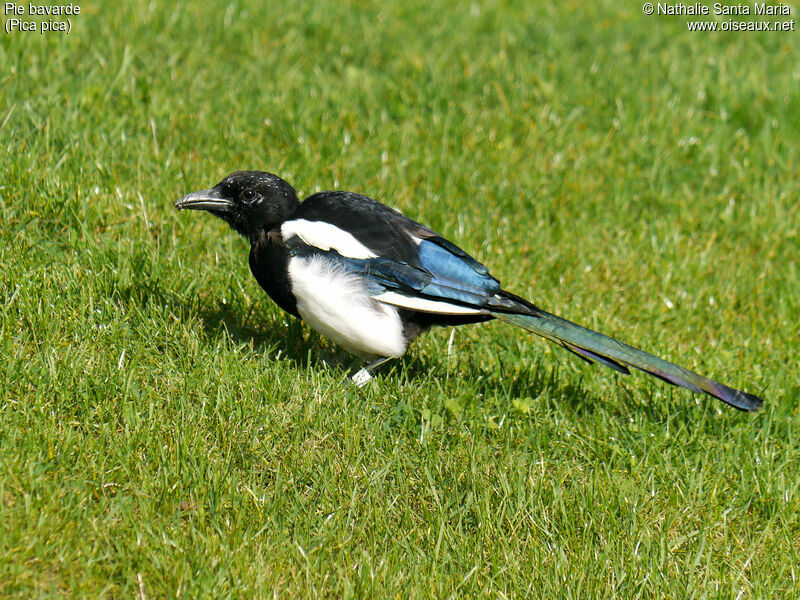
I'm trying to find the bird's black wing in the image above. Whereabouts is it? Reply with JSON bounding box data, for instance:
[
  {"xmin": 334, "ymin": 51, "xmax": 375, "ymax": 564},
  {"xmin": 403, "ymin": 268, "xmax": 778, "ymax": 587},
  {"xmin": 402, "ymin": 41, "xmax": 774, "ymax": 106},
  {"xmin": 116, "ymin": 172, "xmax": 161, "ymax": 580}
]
[
  {"xmin": 283, "ymin": 191, "xmax": 514, "ymax": 313},
  {"xmin": 291, "ymin": 191, "xmax": 432, "ymax": 264}
]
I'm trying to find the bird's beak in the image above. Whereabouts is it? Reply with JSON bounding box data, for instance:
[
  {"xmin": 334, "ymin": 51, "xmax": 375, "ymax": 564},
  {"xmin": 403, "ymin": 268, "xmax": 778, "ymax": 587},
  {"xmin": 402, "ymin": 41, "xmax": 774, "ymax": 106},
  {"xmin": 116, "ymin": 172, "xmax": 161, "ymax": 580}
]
[{"xmin": 174, "ymin": 188, "xmax": 233, "ymax": 212}]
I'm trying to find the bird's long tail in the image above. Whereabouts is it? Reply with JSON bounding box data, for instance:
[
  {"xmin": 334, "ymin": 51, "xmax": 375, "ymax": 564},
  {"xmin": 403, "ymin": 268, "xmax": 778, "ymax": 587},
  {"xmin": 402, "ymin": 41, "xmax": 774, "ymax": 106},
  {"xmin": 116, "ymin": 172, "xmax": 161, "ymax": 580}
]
[{"xmin": 491, "ymin": 293, "xmax": 763, "ymax": 411}]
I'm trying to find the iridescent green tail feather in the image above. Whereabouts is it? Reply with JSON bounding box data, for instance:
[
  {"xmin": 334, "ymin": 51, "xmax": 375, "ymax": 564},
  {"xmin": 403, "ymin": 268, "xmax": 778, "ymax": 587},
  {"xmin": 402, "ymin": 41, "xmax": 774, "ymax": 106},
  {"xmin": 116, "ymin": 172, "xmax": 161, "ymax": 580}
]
[{"xmin": 493, "ymin": 297, "xmax": 763, "ymax": 412}]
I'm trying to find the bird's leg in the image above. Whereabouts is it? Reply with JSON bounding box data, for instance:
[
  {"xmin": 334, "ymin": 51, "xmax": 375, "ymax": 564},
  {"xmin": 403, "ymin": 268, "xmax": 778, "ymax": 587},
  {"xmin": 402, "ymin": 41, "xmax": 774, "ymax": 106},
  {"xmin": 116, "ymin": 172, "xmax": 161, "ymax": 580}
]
[
  {"xmin": 446, "ymin": 329, "xmax": 456, "ymax": 359},
  {"xmin": 350, "ymin": 357, "xmax": 393, "ymax": 388}
]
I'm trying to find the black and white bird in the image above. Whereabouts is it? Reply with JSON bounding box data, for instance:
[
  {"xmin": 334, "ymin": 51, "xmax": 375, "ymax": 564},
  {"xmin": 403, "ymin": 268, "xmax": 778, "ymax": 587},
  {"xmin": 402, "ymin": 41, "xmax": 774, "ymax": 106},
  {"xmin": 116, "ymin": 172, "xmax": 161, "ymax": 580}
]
[{"xmin": 175, "ymin": 171, "xmax": 763, "ymax": 411}]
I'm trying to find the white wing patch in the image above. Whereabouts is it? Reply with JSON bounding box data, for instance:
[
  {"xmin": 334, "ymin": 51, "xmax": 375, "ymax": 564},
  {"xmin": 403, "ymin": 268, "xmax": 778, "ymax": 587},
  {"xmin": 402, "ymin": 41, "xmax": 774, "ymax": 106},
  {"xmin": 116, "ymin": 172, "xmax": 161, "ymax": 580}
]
[
  {"xmin": 287, "ymin": 255, "xmax": 407, "ymax": 358},
  {"xmin": 281, "ymin": 219, "xmax": 376, "ymax": 259},
  {"xmin": 375, "ymin": 292, "xmax": 487, "ymax": 315}
]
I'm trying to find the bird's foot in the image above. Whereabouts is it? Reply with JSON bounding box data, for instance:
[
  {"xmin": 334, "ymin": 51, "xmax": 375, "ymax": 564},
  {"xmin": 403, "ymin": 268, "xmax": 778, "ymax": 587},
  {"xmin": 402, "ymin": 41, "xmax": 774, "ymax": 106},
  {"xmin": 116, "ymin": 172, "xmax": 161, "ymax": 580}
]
[
  {"xmin": 349, "ymin": 356, "xmax": 393, "ymax": 387},
  {"xmin": 351, "ymin": 368, "xmax": 373, "ymax": 387}
]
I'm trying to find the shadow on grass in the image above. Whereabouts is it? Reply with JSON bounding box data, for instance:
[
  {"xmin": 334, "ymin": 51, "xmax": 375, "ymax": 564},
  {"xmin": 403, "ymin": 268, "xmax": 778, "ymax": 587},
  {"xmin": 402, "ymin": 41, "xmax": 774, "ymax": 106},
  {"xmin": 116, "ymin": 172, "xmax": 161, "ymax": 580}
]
[
  {"xmin": 199, "ymin": 302, "xmax": 452, "ymax": 383},
  {"xmin": 194, "ymin": 300, "xmax": 616, "ymax": 413},
  {"xmin": 198, "ymin": 300, "xmax": 308, "ymax": 362},
  {"xmin": 375, "ymin": 334, "xmax": 616, "ymax": 417},
  {"xmin": 115, "ymin": 277, "xmax": 649, "ymax": 416}
]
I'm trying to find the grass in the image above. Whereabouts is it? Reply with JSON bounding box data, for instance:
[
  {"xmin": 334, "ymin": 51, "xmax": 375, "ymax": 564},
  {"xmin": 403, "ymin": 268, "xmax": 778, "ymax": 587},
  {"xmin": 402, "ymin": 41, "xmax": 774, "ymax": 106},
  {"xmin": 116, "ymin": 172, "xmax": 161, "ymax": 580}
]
[{"xmin": 1, "ymin": 0, "xmax": 798, "ymax": 597}]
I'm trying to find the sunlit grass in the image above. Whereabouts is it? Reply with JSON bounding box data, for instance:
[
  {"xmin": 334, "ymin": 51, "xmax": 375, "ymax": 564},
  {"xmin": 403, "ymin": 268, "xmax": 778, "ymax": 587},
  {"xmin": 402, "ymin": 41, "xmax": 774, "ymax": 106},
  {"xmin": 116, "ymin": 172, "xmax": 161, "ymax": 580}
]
[{"xmin": 0, "ymin": 1, "xmax": 798, "ymax": 597}]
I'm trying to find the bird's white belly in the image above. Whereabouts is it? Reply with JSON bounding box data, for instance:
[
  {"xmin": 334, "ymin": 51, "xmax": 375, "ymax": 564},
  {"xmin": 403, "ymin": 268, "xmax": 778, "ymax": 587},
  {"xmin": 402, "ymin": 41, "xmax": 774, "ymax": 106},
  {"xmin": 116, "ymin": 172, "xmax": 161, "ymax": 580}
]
[{"xmin": 287, "ymin": 255, "xmax": 407, "ymax": 358}]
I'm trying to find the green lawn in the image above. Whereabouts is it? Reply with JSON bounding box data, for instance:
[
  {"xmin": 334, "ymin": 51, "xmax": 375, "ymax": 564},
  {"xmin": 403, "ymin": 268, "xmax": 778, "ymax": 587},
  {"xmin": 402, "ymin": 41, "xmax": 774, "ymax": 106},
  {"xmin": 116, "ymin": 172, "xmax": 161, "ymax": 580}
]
[{"xmin": 1, "ymin": 1, "xmax": 798, "ymax": 597}]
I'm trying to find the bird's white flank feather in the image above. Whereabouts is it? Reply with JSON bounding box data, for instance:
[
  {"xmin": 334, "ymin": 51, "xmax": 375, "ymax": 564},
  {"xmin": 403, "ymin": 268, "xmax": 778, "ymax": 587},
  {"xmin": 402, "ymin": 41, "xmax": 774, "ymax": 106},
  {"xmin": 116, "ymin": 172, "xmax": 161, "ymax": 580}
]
[
  {"xmin": 287, "ymin": 255, "xmax": 407, "ymax": 358},
  {"xmin": 281, "ymin": 219, "xmax": 376, "ymax": 259},
  {"xmin": 375, "ymin": 291, "xmax": 487, "ymax": 316}
]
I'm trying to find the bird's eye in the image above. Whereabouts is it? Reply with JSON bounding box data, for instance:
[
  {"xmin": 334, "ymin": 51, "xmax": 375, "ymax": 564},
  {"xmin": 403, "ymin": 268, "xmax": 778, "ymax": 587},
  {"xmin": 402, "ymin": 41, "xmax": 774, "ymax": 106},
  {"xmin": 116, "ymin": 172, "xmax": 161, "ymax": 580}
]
[{"xmin": 242, "ymin": 189, "xmax": 257, "ymax": 203}]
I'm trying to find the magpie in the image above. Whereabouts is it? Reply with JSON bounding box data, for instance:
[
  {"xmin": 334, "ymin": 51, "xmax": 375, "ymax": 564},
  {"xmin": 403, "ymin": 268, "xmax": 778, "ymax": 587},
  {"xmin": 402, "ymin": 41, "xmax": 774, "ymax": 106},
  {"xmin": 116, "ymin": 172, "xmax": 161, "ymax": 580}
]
[{"xmin": 175, "ymin": 171, "xmax": 763, "ymax": 412}]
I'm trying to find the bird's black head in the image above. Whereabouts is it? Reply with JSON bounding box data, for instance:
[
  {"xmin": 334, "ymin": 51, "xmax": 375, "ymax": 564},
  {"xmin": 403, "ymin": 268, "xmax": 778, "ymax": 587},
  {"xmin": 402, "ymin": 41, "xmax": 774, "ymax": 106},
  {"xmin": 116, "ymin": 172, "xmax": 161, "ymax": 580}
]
[{"xmin": 175, "ymin": 171, "xmax": 300, "ymax": 241}]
